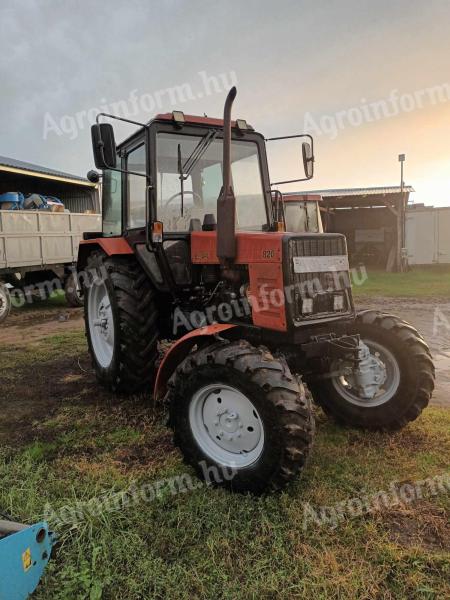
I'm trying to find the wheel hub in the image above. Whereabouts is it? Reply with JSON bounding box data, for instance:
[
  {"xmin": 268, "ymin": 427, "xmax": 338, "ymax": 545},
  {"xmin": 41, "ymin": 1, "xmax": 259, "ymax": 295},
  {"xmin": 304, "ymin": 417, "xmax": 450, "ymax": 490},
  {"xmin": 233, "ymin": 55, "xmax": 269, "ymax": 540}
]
[
  {"xmin": 332, "ymin": 339, "xmax": 400, "ymax": 407},
  {"xmin": 88, "ymin": 282, "xmax": 115, "ymax": 368},
  {"xmin": 94, "ymin": 300, "xmax": 112, "ymax": 339},
  {"xmin": 347, "ymin": 342, "xmax": 387, "ymax": 399},
  {"xmin": 189, "ymin": 384, "xmax": 265, "ymax": 467}
]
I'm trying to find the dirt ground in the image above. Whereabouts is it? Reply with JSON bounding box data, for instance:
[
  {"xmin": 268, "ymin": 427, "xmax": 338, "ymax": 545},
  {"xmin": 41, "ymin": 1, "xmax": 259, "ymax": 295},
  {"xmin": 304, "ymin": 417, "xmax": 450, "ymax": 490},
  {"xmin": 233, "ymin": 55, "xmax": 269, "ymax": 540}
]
[
  {"xmin": 0, "ymin": 307, "xmax": 84, "ymax": 345},
  {"xmin": 0, "ymin": 297, "xmax": 448, "ymax": 410}
]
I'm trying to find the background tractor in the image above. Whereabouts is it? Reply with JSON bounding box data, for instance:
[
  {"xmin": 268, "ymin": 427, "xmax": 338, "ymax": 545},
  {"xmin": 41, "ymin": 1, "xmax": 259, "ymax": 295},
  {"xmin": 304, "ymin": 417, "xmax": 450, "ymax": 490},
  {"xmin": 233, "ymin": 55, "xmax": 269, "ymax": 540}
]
[
  {"xmin": 78, "ymin": 88, "xmax": 435, "ymax": 493},
  {"xmin": 279, "ymin": 193, "xmax": 324, "ymax": 234}
]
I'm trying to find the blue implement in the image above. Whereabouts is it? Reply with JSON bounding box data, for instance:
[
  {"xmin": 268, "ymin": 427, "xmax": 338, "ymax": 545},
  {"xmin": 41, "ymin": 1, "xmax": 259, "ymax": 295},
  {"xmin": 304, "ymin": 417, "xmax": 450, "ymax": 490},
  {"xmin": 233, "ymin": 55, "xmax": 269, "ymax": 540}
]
[{"xmin": 0, "ymin": 520, "xmax": 54, "ymax": 600}]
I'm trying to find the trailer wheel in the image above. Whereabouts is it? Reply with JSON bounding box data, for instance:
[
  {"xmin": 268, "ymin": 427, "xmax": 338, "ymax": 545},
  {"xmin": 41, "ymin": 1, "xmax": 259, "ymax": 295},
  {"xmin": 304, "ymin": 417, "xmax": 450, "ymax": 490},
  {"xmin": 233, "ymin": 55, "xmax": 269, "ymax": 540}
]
[
  {"xmin": 64, "ymin": 272, "xmax": 83, "ymax": 307},
  {"xmin": 309, "ymin": 311, "xmax": 435, "ymax": 430},
  {"xmin": 168, "ymin": 339, "xmax": 314, "ymax": 493},
  {"xmin": 84, "ymin": 252, "xmax": 159, "ymax": 394},
  {"xmin": 0, "ymin": 284, "xmax": 11, "ymax": 324}
]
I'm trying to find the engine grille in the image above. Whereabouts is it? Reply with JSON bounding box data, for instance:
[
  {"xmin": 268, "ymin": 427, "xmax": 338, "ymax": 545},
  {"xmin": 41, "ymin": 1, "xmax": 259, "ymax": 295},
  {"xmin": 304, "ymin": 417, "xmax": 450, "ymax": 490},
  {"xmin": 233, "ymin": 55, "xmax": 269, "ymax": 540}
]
[{"xmin": 286, "ymin": 235, "xmax": 352, "ymax": 323}]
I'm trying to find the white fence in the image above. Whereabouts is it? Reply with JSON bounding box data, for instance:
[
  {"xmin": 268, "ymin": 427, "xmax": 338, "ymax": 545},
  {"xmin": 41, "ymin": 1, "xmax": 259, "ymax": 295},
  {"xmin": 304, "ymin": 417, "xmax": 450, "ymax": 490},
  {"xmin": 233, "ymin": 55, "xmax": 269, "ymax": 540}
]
[{"xmin": 406, "ymin": 206, "xmax": 450, "ymax": 265}]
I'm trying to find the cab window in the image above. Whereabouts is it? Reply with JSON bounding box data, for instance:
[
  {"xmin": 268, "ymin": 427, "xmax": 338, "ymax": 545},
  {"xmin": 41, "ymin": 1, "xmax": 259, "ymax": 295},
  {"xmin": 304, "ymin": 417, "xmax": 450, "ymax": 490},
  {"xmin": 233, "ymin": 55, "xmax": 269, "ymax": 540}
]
[
  {"xmin": 126, "ymin": 144, "xmax": 146, "ymax": 229},
  {"xmin": 102, "ymin": 167, "xmax": 122, "ymax": 236}
]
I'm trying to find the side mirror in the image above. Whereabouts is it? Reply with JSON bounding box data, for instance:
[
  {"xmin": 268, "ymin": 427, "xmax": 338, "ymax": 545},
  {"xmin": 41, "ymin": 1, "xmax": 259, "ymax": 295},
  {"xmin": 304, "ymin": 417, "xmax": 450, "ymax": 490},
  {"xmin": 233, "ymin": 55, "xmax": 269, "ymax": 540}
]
[
  {"xmin": 302, "ymin": 141, "xmax": 314, "ymax": 179},
  {"xmin": 91, "ymin": 123, "xmax": 117, "ymax": 170},
  {"xmin": 265, "ymin": 133, "xmax": 314, "ymax": 186}
]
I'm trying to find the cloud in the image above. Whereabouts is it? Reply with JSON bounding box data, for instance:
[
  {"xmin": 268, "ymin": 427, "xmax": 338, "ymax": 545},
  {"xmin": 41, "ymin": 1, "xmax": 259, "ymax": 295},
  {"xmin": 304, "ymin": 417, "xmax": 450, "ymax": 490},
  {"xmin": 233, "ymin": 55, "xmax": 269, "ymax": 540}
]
[{"xmin": 0, "ymin": 0, "xmax": 449, "ymax": 205}]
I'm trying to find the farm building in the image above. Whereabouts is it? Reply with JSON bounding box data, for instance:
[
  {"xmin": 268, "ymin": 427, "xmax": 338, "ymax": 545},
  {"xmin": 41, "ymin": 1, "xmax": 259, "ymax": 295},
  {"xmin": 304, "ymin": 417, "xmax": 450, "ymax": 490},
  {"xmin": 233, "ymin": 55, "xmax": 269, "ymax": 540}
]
[
  {"xmin": 292, "ymin": 186, "xmax": 450, "ymax": 268},
  {"xmin": 0, "ymin": 155, "xmax": 99, "ymax": 213},
  {"xmin": 290, "ymin": 187, "xmax": 412, "ymax": 271},
  {"xmin": 290, "ymin": 186, "xmax": 450, "ymax": 269}
]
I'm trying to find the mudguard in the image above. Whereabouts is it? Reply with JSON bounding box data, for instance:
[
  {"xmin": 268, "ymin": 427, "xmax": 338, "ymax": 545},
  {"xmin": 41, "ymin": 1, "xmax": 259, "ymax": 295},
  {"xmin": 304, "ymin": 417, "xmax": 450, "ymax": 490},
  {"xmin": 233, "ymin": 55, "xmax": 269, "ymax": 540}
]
[
  {"xmin": 154, "ymin": 324, "xmax": 237, "ymax": 401},
  {"xmin": 77, "ymin": 237, "xmax": 133, "ymax": 271}
]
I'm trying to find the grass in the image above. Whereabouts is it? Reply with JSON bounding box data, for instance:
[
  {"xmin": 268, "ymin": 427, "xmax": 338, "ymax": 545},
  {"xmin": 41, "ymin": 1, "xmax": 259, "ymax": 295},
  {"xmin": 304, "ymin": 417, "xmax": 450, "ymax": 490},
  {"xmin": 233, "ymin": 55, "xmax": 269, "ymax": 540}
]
[
  {"xmin": 352, "ymin": 266, "xmax": 450, "ymax": 298},
  {"xmin": 0, "ymin": 331, "xmax": 449, "ymax": 599},
  {"xmin": 10, "ymin": 289, "xmax": 68, "ymax": 313}
]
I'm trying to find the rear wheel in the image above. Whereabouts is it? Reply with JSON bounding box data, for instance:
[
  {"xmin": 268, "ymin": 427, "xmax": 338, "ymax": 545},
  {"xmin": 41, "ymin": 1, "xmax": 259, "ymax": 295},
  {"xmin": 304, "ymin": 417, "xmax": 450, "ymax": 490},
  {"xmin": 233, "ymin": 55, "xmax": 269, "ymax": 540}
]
[
  {"xmin": 64, "ymin": 272, "xmax": 83, "ymax": 307},
  {"xmin": 0, "ymin": 284, "xmax": 11, "ymax": 324},
  {"xmin": 84, "ymin": 252, "xmax": 159, "ymax": 394},
  {"xmin": 169, "ymin": 339, "xmax": 315, "ymax": 493},
  {"xmin": 309, "ymin": 311, "xmax": 435, "ymax": 430}
]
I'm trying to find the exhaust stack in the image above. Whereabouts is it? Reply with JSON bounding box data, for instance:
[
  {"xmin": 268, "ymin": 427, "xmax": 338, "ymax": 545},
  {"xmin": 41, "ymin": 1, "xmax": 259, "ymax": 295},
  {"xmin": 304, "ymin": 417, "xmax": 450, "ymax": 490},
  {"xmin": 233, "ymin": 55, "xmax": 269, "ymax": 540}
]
[{"xmin": 217, "ymin": 86, "xmax": 237, "ymax": 264}]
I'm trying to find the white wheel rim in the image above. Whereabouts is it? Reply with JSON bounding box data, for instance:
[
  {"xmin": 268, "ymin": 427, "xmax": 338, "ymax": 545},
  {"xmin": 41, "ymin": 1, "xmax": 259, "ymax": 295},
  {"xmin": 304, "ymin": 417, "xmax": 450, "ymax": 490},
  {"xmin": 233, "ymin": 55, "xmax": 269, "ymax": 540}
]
[
  {"xmin": 332, "ymin": 339, "xmax": 401, "ymax": 407},
  {"xmin": 71, "ymin": 276, "xmax": 82, "ymax": 302},
  {"xmin": 189, "ymin": 384, "xmax": 265, "ymax": 468},
  {"xmin": 87, "ymin": 281, "xmax": 115, "ymax": 368},
  {"xmin": 0, "ymin": 287, "xmax": 9, "ymax": 319}
]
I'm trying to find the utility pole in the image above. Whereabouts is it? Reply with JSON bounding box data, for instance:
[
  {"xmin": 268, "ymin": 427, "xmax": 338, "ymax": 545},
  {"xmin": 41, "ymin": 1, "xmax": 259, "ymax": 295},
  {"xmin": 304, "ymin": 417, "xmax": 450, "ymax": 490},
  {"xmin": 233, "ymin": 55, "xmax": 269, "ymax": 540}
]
[{"xmin": 398, "ymin": 153, "xmax": 406, "ymax": 272}]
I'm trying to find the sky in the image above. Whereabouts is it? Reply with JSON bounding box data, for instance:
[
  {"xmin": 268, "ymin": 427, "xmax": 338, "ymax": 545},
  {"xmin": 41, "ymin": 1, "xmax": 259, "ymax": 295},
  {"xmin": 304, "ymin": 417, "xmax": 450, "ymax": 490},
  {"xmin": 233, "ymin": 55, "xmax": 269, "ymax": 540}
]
[{"xmin": 1, "ymin": 0, "xmax": 450, "ymax": 205}]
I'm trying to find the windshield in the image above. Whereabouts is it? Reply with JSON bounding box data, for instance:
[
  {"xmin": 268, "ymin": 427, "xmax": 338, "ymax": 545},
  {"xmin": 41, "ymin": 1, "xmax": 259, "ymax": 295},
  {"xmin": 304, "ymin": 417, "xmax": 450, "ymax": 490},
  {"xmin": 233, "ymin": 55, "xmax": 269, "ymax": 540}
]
[{"xmin": 156, "ymin": 132, "xmax": 268, "ymax": 232}]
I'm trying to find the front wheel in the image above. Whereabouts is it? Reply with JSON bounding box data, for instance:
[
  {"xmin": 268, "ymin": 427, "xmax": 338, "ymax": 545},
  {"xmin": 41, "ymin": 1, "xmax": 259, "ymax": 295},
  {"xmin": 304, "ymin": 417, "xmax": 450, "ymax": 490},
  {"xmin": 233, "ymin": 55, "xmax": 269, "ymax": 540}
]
[
  {"xmin": 309, "ymin": 311, "xmax": 435, "ymax": 430},
  {"xmin": 168, "ymin": 339, "xmax": 315, "ymax": 494}
]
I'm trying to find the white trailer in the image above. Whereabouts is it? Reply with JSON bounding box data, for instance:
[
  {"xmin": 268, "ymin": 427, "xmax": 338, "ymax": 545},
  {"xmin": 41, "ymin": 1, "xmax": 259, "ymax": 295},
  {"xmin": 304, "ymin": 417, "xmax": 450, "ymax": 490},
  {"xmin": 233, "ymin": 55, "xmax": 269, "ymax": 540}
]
[
  {"xmin": 0, "ymin": 156, "xmax": 100, "ymax": 322},
  {"xmin": 405, "ymin": 206, "xmax": 450, "ymax": 265},
  {"xmin": 0, "ymin": 211, "xmax": 101, "ymax": 270}
]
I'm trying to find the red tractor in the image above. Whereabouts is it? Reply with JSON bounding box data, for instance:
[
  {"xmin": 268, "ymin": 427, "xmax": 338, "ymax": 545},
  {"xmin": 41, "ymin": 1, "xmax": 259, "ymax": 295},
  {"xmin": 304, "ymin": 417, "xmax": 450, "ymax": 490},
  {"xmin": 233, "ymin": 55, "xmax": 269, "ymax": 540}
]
[{"xmin": 78, "ymin": 88, "xmax": 434, "ymax": 493}]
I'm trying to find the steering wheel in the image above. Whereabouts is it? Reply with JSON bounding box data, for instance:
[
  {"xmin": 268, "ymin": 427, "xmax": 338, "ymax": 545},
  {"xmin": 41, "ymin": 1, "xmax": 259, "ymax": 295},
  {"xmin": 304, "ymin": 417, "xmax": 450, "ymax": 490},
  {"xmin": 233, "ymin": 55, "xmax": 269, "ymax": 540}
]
[{"xmin": 165, "ymin": 190, "xmax": 202, "ymax": 206}]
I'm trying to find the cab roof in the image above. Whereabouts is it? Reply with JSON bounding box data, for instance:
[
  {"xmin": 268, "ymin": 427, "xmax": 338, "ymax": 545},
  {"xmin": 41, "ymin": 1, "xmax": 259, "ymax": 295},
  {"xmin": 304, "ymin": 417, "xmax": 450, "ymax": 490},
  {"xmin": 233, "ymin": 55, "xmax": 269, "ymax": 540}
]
[
  {"xmin": 155, "ymin": 113, "xmax": 240, "ymax": 128},
  {"xmin": 117, "ymin": 112, "xmax": 255, "ymax": 150},
  {"xmin": 283, "ymin": 193, "xmax": 322, "ymax": 203}
]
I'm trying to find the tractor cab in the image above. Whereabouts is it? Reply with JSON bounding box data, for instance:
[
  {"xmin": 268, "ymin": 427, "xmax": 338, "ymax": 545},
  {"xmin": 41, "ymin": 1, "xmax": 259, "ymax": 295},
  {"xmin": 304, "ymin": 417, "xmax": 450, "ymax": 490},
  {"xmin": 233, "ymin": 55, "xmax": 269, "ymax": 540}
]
[
  {"xmin": 100, "ymin": 115, "xmax": 272, "ymax": 238},
  {"xmin": 90, "ymin": 110, "xmax": 313, "ymax": 241}
]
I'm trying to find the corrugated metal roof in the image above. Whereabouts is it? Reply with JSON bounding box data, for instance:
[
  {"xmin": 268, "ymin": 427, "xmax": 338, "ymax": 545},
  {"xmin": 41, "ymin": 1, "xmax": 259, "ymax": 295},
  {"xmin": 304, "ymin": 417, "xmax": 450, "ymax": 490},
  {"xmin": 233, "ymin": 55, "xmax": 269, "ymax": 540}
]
[
  {"xmin": 293, "ymin": 186, "xmax": 414, "ymax": 197},
  {"xmin": 0, "ymin": 155, "xmax": 91, "ymax": 185}
]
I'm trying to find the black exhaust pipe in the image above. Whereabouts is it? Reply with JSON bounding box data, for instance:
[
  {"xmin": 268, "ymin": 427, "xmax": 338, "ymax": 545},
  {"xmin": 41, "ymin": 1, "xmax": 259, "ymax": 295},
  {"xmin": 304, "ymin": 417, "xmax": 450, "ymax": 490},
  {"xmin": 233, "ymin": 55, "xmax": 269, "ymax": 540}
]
[{"xmin": 217, "ymin": 86, "xmax": 237, "ymax": 264}]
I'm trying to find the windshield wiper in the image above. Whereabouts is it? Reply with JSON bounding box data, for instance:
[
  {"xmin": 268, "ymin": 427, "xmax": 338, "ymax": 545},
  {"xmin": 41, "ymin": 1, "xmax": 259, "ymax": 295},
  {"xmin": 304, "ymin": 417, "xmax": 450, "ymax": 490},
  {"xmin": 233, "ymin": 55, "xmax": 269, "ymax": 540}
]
[
  {"xmin": 183, "ymin": 130, "xmax": 217, "ymax": 175},
  {"xmin": 178, "ymin": 131, "xmax": 217, "ymax": 216}
]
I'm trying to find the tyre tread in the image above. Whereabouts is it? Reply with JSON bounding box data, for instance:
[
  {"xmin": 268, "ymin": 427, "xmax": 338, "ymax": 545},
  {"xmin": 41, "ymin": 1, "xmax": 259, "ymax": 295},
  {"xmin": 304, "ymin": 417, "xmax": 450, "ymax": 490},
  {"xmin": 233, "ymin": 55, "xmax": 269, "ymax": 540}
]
[{"xmin": 169, "ymin": 339, "xmax": 315, "ymax": 493}]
